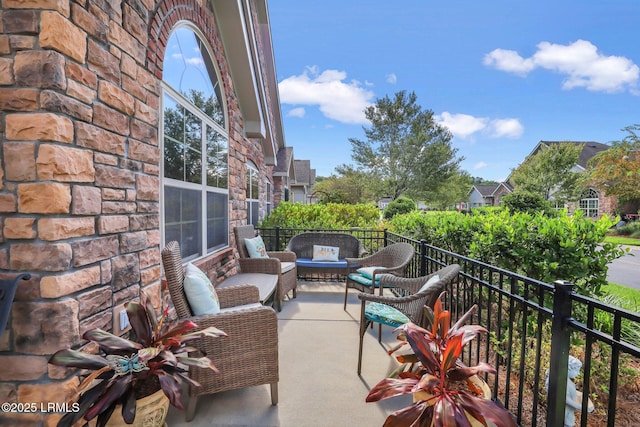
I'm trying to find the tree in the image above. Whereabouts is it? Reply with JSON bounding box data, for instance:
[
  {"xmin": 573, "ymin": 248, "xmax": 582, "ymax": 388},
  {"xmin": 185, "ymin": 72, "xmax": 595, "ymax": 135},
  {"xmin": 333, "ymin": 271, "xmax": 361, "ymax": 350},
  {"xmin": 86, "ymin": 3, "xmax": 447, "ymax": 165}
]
[
  {"xmin": 427, "ymin": 170, "xmax": 473, "ymax": 210},
  {"xmin": 510, "ymin": 142, "xmax": 583, "ymax": 204},
  {"xmin": 313, "ymin": 165, "xmax": 374, "ymax": 204},
  {"xmin": 471, "ymin": 176, "xmax": 498, "ymax": 185},
  {"xmin": 587, "ymin": 125, "xmax": 640, "ymax": 202},
  {"xmin": 348, "ymin": 91, "xmax": 463, "ymax": 200}
]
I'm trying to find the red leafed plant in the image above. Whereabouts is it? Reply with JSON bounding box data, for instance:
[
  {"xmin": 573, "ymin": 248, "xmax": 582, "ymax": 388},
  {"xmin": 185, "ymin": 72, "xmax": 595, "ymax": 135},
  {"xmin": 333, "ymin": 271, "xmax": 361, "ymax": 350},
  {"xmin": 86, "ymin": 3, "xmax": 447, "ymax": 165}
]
[
  {"xmin": 366, "ymin": 291, "xmax": 517, "ymax": 427},
  {"xmin": 49, "ymin": 292, "xmax": 226, "ymax": 427}
]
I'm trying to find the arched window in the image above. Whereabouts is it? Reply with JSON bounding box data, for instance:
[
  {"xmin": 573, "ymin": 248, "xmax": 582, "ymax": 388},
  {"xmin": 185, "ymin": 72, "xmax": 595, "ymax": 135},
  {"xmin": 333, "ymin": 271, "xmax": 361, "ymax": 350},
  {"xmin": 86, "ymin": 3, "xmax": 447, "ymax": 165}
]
[
  {"xmin": 161, "ymin": 26, "xmax": 229, "ymax": 260},
  {"xmin": 246, "ymin": 161, "xmax": 260, "ymax": 225},
  {"xmin": 579, "ymin": 188, "xmax": 599, "ymax": 218}
]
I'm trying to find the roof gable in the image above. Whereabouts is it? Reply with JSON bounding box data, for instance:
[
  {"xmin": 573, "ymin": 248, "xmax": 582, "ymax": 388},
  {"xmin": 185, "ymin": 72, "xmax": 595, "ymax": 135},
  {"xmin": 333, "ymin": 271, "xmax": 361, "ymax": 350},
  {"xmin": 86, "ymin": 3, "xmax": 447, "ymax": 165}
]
[{"xmin": 535, "ymin": 141, "xmax": 610, "ymax": 168}]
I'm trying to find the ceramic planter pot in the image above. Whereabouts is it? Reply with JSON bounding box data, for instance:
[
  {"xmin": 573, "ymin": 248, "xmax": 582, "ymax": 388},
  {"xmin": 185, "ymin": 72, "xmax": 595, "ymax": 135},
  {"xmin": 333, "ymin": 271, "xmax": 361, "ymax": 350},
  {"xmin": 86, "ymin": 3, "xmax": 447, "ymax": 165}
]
[{"xmin": 105, "ymin": 389, "xmax": 169, "ymax": 427}]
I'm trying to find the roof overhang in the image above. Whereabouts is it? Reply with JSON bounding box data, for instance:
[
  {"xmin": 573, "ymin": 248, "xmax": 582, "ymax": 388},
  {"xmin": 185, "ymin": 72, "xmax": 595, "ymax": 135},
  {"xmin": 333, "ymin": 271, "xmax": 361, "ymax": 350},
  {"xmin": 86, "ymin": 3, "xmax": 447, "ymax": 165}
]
[{"xmin": 210, "ymin": 0, "xmax": 284, "ymax": 165}]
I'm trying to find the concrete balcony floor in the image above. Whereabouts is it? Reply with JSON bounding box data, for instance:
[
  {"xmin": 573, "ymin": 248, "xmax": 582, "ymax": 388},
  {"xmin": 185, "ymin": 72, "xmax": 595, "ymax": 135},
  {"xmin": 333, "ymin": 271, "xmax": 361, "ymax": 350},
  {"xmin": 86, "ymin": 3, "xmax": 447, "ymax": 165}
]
[{"xmin": 165, "ymin": 280, "xmax": 411, "ymax": 427}]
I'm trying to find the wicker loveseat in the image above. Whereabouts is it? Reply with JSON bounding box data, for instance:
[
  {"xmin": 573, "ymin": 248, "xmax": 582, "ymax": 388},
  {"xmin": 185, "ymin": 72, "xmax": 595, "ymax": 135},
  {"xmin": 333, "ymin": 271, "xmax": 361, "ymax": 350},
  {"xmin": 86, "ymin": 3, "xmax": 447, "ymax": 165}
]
[{"xmin": 285, "ymin": 232, "xmax": 367, "ymax": 277}]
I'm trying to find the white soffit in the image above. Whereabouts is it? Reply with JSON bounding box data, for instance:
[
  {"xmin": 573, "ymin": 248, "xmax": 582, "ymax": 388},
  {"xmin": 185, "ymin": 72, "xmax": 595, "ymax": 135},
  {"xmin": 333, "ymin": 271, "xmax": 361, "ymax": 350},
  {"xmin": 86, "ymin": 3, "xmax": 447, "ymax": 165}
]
[{"xmin": 211, "ymin": 0, "xmax": 280, "ymax": 165}]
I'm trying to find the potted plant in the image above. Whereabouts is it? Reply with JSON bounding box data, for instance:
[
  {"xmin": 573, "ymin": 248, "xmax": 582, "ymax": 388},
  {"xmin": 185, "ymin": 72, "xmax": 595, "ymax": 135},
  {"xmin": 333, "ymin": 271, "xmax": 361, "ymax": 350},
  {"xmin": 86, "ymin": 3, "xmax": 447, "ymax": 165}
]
[
  {"xmin": 49, "ymin": 292, "xmax": 226, "ymax": 427},
  {"xmin": 366, "ymin": 292, "xmax": 517, "ymax": 427}
]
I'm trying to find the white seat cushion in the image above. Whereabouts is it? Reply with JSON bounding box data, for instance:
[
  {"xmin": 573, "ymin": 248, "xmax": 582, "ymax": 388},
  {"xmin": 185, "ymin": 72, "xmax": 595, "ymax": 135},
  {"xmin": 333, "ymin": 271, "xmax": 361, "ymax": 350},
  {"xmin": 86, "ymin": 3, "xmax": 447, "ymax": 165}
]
[
  {"xmin": 217, "ymin": 273, "xmax": 278, "ymax": 304},
  {"xmin": 281, "ymin": 261, "xmax": 296, "ymax": 274},
  {"xmin": 219, "ymin": 303, "xmax": 262, "ymax": 313}
]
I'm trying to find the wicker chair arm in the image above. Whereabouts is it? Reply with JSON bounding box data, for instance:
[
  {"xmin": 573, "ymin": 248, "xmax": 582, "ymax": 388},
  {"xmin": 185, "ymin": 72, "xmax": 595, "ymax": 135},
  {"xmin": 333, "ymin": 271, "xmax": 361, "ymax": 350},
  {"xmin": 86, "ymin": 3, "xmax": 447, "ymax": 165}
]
[
  {"xmin": 238, "ymin": 257, "xmax": 281, "ymax": 275},
  {"xmin": 267, "ymin": 251, "xmax": 297, "ymax": 263},
  {"xmin": 377, "ymin": 274, "xmax": 432, "ymax": 293},
  {"xmin": 344, "ymin": 251, "xmax": 381, "ymax": 267},
  {"xmin": 357, "ymin": 288, "xmax": 428, "ymax": 305},
  {"xmin": 215, "ymin": 284, "xmax": 260, "ymax": 308},
  {"xmin": 189, "ymin": 305, "xmax": 277, "ymax": 332}
]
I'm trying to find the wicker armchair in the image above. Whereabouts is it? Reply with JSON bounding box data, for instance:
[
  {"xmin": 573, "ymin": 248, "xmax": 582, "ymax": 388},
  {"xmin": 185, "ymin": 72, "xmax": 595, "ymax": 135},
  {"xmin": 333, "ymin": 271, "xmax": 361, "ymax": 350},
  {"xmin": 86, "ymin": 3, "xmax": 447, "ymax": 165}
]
[
  {"xmin": 161, "ymin": 241, "xmax": 279, "ymax": 421},
  {"xmin": 234, "ymin": 225, "xmax": 297, "ymax": 312},
  {"xmin": 344, "ymin": 242, "xmax": 415, "ymax": 310},
  {"xmin": 356, "ymin": 263, "xmax": 460, "ymax": 374}
]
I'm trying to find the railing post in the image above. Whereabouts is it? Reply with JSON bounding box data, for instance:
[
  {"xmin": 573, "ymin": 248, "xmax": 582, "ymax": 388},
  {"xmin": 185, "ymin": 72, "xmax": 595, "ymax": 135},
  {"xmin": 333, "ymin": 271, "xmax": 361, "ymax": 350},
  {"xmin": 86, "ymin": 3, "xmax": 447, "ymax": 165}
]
[
  {"xmin": 275, "ymin": 226, "xmax": 281, "ymax": 251},
  {"xmin": 383, "ymin": 228, "xmax": 388, "ymax": 247},
  {"xmin": 419, "ymin": 239, "xmax": 427, "ymax": 277},
  {"xmin": 546, "ymin": 280, "xmax": 574, "ymax": 427}
]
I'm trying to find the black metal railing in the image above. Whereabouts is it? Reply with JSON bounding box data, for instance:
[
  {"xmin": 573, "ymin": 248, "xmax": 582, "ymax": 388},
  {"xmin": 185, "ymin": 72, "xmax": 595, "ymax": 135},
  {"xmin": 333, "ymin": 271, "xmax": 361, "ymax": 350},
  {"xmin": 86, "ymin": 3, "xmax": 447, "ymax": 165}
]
[{"xmin": 259, "ymin": 226, "xmax": 640, "ymax": 426}]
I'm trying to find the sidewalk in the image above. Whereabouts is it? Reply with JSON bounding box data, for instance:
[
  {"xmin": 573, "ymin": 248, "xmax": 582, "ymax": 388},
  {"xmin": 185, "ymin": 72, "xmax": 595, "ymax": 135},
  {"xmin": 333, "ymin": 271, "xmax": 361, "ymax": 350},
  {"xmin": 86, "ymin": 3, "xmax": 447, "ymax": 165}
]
[{"xmin": 165, "ymin": 281, "xmax": 410, "ymax": 427}]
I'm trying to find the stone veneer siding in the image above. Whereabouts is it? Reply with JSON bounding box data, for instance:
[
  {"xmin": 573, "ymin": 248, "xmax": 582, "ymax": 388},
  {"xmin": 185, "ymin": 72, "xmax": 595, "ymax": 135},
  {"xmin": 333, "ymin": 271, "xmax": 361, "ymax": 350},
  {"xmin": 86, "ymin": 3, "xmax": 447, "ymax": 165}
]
[{"xmin": 0, "ymin": 0, "xmax": 270, "ymax": 424}]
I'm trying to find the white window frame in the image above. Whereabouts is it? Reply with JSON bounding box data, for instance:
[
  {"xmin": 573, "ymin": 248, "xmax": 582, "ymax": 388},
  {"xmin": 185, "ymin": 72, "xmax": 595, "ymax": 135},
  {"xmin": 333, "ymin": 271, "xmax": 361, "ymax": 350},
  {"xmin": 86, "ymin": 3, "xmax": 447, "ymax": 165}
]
[
  {"xmin": 160, "ymin": 25, "xmax": 229, "ymax": 261},
  {"xmin": 578, "ymin": 188, "xmax": 599, "ymax": 218},
  {"xmin": 246, "ymin": 161, "xmax": 260, "ymax": 225}
]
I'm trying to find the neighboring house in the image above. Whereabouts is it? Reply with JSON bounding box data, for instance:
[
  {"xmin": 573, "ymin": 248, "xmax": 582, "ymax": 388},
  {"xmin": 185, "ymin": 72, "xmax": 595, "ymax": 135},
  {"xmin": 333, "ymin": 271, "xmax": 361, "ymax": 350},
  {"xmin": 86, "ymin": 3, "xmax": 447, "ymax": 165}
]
[
  {"xmin": 510, "ymin": 141, "xmax": 615, "ymax": 218},
  {"xmin": 468, "ymin": 183, "xmax": 513, "ymax": 208},
  {"xmin": 0, "ymin": 0, "xmax": 288, "ymax": 415},
  {"xmin": 290, "ymin": 159, "xmax": 316, "ymax": 204},
  {"xmin": 378, "ymin": 197, "xmax": 393, "ymax": 210},
  {"xmin": 272, "ymin": 146, "xmax": 295, "ymax": 209}
]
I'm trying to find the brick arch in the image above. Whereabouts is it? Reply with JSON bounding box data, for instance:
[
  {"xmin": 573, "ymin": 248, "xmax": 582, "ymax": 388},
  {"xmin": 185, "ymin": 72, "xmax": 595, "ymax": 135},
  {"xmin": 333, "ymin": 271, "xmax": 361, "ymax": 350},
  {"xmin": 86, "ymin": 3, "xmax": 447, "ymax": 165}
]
[{"xmin": 146, "ymin": 0, "xmax": 233, "ymax": 107}]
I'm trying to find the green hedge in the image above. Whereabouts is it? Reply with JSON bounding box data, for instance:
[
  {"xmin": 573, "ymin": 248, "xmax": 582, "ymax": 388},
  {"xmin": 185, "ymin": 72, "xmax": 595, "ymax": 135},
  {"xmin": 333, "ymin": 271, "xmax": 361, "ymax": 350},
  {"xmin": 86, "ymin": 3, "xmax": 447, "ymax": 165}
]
[
  {"xmin": 262, "ymin": 203, "xmax": 625, "ymax": 296},
  {"xmin": 389, "ymin": 209, "xmax": 625, "ymax": 296},
  {"xmin": 260, "ymin": 202, "xmax": 382, "ymax": 229}
]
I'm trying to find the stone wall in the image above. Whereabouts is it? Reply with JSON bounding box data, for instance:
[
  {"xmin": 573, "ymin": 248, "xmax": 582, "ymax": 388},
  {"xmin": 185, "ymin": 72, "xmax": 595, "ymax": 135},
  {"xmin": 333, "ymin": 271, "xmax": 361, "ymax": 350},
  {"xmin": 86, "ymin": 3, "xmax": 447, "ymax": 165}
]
[{"xmin": 0, "ymin": 0, "xmax": 269, "ymax": 424}]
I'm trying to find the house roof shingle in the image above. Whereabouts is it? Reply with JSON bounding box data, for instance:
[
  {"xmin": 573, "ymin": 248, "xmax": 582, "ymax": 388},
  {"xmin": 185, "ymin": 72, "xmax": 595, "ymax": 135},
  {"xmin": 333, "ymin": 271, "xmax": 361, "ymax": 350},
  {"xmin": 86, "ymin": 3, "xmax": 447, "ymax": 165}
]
[
  {"xmin": 273, "ymin": 146, "xmax": 293, "ymax": 176},
  {"xmin": 536, "ymin": 141, "xmax": 610, "ymax": 169},
  {"xmin": 292, "ymin": 159, "xmax": 311, "ymax": 185}
]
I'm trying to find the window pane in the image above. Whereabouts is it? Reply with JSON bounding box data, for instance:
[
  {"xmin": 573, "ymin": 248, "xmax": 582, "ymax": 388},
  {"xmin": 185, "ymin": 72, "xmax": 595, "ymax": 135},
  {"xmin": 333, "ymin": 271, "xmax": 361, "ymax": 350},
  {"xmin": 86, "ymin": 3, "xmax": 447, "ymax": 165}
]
[
  {"xmin": 206, "ymin": 126, "xmax": 228, "ymax": 189},
  {"xmin": 165, "ymin": 186, "xmax": 202, "ymax": 259},
  {"xmin": 250, "ymin": 201, "xmax": 259, "ymax": 225},
  {"xmin": 164, "ymin": 95, "xmax": 202, "ymax": 183},
  {"xmin": 163, "ymin": 27, "xmax": 225, "ymax": 127},
  {"xmin": 207, "ymin": 192, "xmax": 228, "ymax": 251},
  {"xmin": 184, "ymin": 108, "xmax": 202, "ymax": 184},
  {"xmin": 163, "ymin": 95, "xmax": 185, "ymax": 181},
  {"xmin": 250, "ymin": 172, "xmax": 259, "ymax": 199}
]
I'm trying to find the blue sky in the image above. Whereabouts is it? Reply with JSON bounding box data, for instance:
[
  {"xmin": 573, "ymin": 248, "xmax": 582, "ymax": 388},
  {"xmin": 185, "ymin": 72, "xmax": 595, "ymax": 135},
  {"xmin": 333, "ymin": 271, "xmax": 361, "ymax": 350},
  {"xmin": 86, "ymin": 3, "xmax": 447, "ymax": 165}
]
[{"xmin": 268, "ymin": 1, "xmax": 639, "ymax": 182}]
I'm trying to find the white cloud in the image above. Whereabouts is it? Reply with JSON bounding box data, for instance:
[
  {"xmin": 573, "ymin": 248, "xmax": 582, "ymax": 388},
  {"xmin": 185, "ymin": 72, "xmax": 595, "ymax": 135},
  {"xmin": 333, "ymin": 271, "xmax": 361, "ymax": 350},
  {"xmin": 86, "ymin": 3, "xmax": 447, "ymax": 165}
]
[
  {"xmin": 170, "ymin": 53, "xmax": 204, "ymax": 66},
  {"xmin": 185, "ymin": 57, "xmax": 204, "ymax": 66},
  {"xmin": 483, "ymin": 49, "xmax": 535, "ymax": 76},
  {"xmin": 278, "ymin": 67, "xmax": 375, "ymax": 124},
  {"xmin": 484, "ymin": 39, "xmax": 639, "ymax": 93},
  {"xmin": 287, "ymin": 107, "xmax": 306, "ymax": 118},
  {"xmin": 436, "ymin": 112, "xmax": 488, "ymax": 139},
  {"xmin": 386, "ymin": 73, "xmax": 397, "ymax": 84},
  {"xmin": 489, "ymin": 118, "xmax": 524, "ymax": 138},
  {"xmin": 436, "ymin": 112, "xmax": 523, "ymax": 140},
  {"xmin": 474, "ymin": 162, "xmax": 488, "ymax": 170}
]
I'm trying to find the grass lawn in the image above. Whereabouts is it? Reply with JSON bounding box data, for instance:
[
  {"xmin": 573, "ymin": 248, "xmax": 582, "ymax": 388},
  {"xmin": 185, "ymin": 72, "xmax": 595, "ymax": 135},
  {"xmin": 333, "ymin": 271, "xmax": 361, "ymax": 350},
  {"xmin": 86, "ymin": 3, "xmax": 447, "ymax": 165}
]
[
  {"xmin": 606, "ymin": 282, "xmax": 640, "ymax": 311},
  {"xmin": 604, "ymin": 235, "xmax": 640, "ymax": 246}
]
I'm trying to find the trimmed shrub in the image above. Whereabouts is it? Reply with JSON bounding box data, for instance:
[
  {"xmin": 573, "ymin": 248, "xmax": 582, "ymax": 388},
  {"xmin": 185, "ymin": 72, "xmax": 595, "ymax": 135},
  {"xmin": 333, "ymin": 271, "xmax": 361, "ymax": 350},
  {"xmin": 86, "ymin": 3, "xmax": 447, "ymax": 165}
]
[
  {"xmin": 501, "ymin": 190, "xmax": 554, "ymax": 215},
  {"xmin": 260, "ymin": 201, "xmax": 381, "ymax": 229},
  {"xmin": 389, "ymin": 209, "xmax": 624, "ymax": 296},
  {"xmin": 383, "ymin": 197, "xmax": 417, "ymax": 219}
]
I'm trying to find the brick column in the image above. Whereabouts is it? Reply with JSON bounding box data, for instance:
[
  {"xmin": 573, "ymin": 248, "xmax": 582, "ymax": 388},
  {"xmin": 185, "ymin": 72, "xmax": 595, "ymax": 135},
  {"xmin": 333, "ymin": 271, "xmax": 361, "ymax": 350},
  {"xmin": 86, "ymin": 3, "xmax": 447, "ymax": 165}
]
[{"xmin": 0, "ymin": 1, "xmax": 161, "ymax": 425}]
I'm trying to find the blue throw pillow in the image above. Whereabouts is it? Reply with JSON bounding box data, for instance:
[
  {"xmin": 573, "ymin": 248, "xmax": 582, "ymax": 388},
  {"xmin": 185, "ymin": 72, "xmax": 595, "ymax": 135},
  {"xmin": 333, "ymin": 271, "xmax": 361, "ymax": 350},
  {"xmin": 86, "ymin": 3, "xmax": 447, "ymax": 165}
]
[
  {"xmin": 244, "ymin": 236, "xmax": 269, "ymax": 258},
  {"xmin": 183, "ymin": 263, "xmax": 220, "ymax": 315}
]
